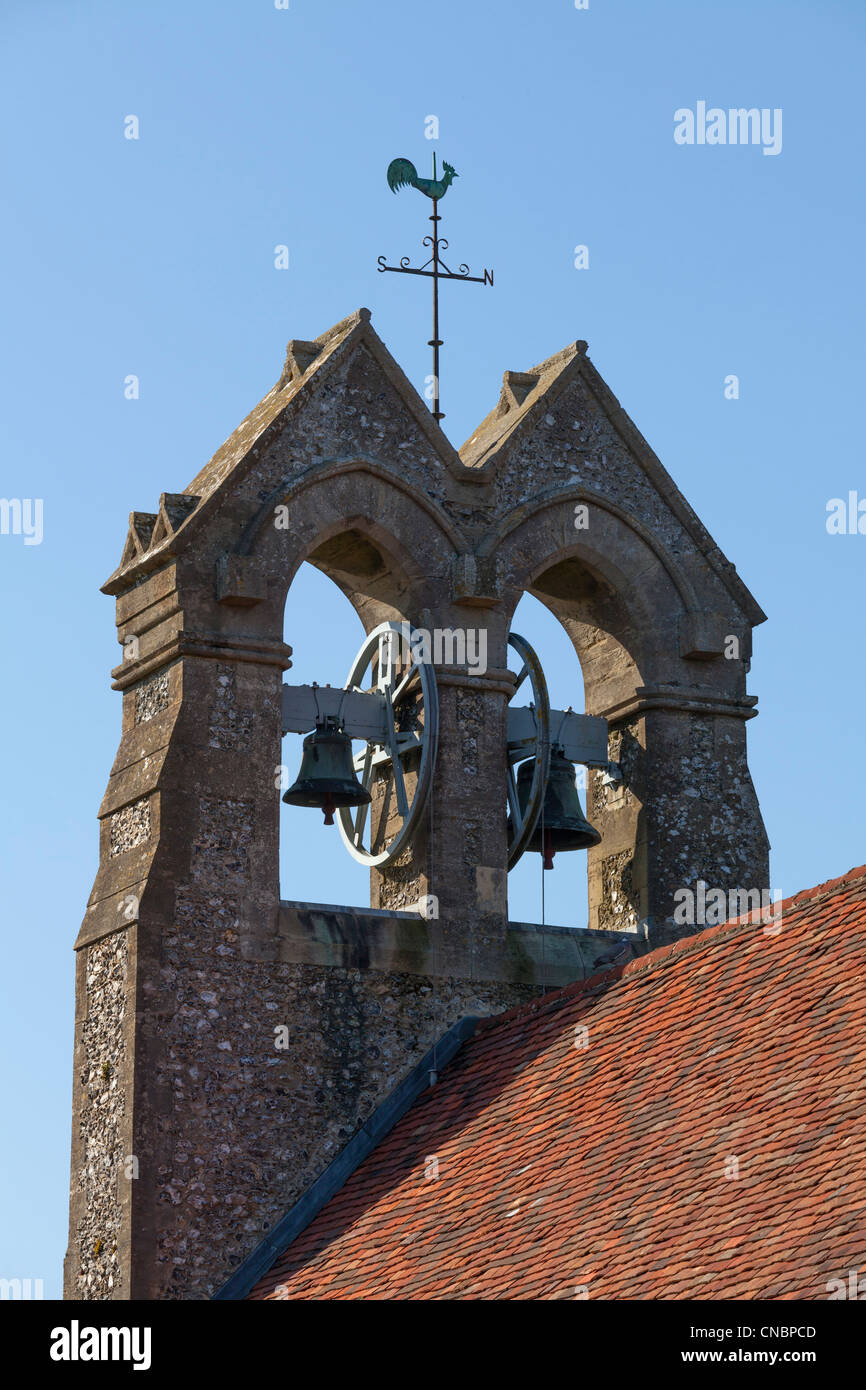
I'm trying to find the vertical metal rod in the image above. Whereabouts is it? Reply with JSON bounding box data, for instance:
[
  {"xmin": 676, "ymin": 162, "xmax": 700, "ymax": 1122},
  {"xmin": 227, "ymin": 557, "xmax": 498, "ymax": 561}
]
[
  {"xmin": 429, "ymin": 149, "xmax": 442, "ymax": 423},
  {"xmin": 430, "ymin": 198, "xmax": 443, "ymax": 422}
]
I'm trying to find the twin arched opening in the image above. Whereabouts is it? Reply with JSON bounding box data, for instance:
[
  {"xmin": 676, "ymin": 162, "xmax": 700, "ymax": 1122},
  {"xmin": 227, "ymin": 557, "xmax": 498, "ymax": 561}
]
[{"xmin": 262, "ymin": 463, "xmax": 687, "ymax": 927}]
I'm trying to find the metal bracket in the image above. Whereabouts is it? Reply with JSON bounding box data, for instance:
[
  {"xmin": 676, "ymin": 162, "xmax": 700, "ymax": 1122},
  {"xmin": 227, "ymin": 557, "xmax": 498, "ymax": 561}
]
[
  {"xmin": 507, "ymin": 706, "xmax": 608, "ymax": 768},
  {"xmin": 281, "ymin": 683, "xmax": 388, "ymax": 741}
]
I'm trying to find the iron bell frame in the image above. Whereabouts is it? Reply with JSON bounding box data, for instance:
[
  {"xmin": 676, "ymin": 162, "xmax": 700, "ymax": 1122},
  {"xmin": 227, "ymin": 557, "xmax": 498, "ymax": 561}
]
[
  {"xmin": 280, "ymin": 623, "xmax": 619, "ymax": 873},
  {"xmin": 281, "ymin": 621, "xmax": 439, "ymax": 868}
]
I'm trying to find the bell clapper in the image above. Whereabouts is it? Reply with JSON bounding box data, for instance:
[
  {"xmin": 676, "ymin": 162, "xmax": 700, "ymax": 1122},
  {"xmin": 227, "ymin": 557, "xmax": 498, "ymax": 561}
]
[{"xmin": 542, "ymin": 830, "xmax": 555, "ymax": 871}]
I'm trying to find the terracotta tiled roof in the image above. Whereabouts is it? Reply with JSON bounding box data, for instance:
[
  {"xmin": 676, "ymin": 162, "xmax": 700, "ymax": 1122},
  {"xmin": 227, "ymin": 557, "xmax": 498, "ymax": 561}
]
[{"xmin": 250, "ymin": 866, "xmax": 866, "ymax": 1300}]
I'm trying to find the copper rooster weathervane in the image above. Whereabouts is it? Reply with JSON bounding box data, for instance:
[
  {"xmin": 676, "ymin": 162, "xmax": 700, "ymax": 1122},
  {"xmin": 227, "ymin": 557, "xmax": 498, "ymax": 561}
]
[{"xmin": 378, "ymin": 153, "xmax": 493, "ymax": 425}]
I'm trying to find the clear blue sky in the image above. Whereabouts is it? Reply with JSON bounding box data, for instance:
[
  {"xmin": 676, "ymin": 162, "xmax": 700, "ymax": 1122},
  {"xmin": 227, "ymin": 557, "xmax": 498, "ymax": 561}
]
[{"xmin": 1, "ymin": 0, "xmax": 863, "ymax": 1297}]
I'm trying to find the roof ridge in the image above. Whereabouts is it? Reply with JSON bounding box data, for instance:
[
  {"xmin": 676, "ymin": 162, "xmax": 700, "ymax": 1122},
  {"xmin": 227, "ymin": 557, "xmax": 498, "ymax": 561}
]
[
  {"xmin": 475, "ymin": 863, "xmax": 866, "ymax": 1038},
  {"xmin": 782, "ymin": 861, "xmax": 866, "ymax": 908}
]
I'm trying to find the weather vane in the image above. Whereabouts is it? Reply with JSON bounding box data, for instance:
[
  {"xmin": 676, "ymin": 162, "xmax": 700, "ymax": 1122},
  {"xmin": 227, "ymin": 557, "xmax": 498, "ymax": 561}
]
[{"xmin": 378, "ymin": 154, "xmax": 493, "ymax": 425}]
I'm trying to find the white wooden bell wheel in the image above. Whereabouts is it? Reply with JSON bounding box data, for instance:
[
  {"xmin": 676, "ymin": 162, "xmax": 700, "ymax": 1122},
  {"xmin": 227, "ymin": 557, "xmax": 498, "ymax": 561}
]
[
  {"xmin": 337, "ymin": 621, "xmax": 439, "ymax": 867},
  {"xmin": 506, "ymin": 632, "xmax": 552, "ymax": 869}
]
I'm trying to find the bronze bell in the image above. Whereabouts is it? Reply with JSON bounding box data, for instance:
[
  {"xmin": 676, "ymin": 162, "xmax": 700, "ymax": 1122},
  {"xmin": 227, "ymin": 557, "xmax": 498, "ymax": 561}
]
[
  {"xmin": 282, "ymin": 718, "xmax": 371, "ymax": 825},
  {"xmin": 517, "ymin": 749, "xmax": 602, "ymax": 870}
]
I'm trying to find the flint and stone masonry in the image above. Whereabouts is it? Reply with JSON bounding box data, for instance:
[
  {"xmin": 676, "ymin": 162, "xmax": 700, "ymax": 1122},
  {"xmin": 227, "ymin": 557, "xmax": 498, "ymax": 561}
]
[{"xmin": 65, "ymin": 309, "xmax": 768, "ymax": 1299}]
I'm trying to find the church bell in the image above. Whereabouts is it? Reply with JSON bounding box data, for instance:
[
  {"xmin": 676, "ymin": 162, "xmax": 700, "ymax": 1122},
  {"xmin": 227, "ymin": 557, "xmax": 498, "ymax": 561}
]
[
  {"xmin": 516, "ymin": 749, "xmax": 602, "ymax": 870},
  {"xmin": 282, "ymin": 718, "xmax": 372, "ymax": 825}
]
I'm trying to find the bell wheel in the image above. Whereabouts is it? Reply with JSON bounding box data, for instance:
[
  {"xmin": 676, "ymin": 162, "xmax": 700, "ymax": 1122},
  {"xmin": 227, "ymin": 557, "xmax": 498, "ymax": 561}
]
[
  {"xmin": 506, "ymin": 632, "xmax": 551, "ymax": 870},
  {"xmin": 336, "ymin": 622, "xmax": 439, "ymax": 867}
]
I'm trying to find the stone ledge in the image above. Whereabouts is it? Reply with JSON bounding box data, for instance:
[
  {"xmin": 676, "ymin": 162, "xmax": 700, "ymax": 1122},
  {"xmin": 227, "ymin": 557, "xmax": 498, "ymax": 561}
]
[{"xmin": 276, "ymin": 900, "xmax": 642, "ymax": 987}]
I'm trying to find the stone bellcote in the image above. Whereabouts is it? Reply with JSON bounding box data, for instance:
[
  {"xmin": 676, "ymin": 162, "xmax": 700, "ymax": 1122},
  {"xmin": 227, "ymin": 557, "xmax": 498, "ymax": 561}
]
[{"xmin": 65, "ymin": 308, "xmax": 768, "ymax": 1300}]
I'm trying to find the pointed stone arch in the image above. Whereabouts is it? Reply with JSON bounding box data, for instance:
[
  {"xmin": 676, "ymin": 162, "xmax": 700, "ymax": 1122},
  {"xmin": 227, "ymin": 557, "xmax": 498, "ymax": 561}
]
[{"xmin": 233, "ymin": 456, "xmax": 468, "ymax": 627}]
